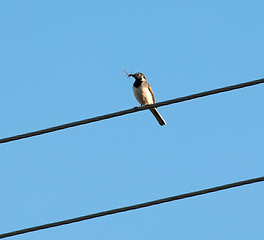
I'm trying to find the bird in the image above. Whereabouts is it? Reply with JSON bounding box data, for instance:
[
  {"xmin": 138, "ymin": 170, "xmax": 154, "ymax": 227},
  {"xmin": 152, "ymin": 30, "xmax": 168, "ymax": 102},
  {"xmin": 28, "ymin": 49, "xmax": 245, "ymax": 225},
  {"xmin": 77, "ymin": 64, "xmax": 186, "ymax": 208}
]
[{"xmin": 127, "ymin": 72, "xmax": 166, "ymax": 126}]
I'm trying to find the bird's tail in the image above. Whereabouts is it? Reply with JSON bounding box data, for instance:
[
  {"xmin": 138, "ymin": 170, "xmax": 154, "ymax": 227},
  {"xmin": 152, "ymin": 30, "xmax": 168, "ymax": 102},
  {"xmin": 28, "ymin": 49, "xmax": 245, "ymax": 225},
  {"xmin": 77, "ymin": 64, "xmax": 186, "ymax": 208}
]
[{"xmin": 150, "ymin": 108, "xmax": 166, "ymax": 126}]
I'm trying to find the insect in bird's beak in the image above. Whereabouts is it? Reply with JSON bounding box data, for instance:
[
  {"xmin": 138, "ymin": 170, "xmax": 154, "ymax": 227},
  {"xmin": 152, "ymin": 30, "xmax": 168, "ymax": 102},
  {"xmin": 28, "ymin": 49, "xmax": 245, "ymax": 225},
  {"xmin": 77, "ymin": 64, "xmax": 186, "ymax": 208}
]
[{"xmin": 124, "ymin": 70, "xmax": 133, "ymax": 78}]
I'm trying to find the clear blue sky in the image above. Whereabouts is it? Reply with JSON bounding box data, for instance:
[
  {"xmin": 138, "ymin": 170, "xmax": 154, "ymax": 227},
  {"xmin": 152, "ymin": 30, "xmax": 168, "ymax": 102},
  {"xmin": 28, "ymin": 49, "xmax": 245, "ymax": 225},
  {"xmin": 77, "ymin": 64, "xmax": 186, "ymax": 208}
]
[{"xmin": 1, "ymin": 1, "xmax": 263, "ymax": 239}]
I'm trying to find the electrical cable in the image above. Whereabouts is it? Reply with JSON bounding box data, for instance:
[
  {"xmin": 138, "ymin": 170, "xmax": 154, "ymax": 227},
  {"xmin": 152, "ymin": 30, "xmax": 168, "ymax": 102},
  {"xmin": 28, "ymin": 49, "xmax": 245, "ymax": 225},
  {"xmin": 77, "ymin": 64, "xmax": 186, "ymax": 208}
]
[
  {"xmin": 0, "ymin": 77, "xmax": 263, "ymax": 144},
  {"xmin": 0, "ymin": 176, "xmax": 263, "ymax": 239}
]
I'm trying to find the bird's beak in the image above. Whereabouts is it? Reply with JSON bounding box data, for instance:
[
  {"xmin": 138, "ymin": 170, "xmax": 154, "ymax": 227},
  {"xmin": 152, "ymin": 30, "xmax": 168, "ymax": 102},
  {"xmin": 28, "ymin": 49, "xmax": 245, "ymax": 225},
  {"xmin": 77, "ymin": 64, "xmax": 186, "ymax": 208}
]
[{"xmin": 128, "ymin": 74, "xmax": 134, "ymax": 78}]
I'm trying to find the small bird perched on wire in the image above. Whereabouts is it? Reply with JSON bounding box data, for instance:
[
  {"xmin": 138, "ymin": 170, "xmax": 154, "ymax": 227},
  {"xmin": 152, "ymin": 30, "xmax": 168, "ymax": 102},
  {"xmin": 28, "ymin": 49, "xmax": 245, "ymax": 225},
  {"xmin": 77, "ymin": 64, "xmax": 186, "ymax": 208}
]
[{"xmin": 126, "ymin": 72, "xmax": 166, "ymax": 126}]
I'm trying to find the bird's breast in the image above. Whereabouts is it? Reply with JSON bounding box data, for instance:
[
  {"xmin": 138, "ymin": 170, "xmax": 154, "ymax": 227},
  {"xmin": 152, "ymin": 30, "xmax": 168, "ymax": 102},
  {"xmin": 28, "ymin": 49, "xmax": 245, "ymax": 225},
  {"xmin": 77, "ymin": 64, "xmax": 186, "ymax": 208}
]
[{"xmin": 133, "ymin": 84, "xmax": 154, "ymax": 106}]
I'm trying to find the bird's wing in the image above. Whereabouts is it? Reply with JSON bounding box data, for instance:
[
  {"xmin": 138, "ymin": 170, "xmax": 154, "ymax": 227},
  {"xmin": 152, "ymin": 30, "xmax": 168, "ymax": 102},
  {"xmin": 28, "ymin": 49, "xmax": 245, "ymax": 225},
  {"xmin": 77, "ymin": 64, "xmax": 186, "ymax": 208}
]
[{"xmin": 147, "ymin": 82, "xmax": 155, "ymax": 103}]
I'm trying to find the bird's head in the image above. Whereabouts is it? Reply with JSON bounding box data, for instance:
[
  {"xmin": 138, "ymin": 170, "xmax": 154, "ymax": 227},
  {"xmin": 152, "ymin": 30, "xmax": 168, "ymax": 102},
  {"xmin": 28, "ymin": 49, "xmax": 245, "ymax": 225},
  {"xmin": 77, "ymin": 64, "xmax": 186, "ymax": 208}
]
[{"xmin": 128, "ymin": 72, "xmax": 146, "ymax": 81}]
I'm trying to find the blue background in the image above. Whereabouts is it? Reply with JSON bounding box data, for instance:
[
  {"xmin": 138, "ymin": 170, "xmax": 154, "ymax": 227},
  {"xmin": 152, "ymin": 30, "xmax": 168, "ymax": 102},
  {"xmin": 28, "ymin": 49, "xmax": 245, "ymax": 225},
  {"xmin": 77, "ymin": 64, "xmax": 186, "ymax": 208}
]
[{"xmin": 1, "ymin": 1, "xmax": 263, "ymax": 239}]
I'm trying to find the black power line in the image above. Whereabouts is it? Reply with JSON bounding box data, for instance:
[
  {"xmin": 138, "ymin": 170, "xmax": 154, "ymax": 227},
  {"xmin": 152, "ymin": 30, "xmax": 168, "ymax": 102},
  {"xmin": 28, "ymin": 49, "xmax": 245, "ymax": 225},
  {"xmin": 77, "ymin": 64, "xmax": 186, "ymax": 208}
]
[
  {"xmin": 0, "ymin": 77, "xmax": 263, "ymax": 144},
  {"xmin": 1, "ymin": 176, "xmax": 263, "ymax": 239}
]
